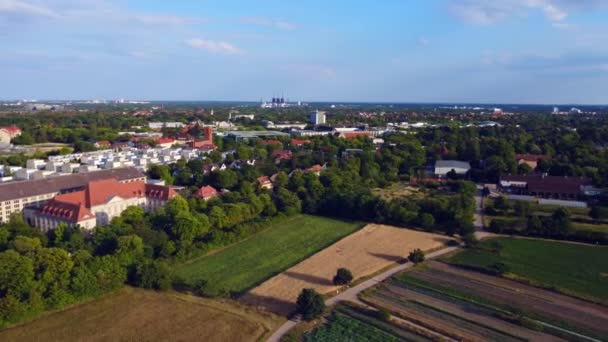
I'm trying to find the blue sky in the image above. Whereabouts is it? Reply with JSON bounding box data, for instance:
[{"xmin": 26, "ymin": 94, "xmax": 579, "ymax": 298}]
[{"xmin": 1, "ymin": 0, "xmax": 608, "ymax": 104}]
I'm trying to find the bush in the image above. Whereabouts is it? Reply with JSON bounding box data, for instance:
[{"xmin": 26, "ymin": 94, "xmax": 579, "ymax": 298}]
[
  {"xmin": 408, "ymin": 249, "xmax": 425, "ymax": 264},
  {"xmin": 488, "ymin": 262, "xmax": 509, "ymax": 276},
  {"xmin": 332, "ymin": 268, "xmax": 354, "ymax": 286},
  {"xmin": 296, "ymin": 288, "xmax": 325, "ymax": 321}
]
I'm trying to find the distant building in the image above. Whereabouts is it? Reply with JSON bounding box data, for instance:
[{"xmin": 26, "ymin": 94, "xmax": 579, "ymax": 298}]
[
  {"xmin": 188, "ymin": 127, "xmax": 216, "ymax": 151},
  {"xmin": 309, "ymin": 110, "xmax": 326, "ymax": 125},
  {"xmin": 26, "ymin": 178, "xmax": 177, "ymax": 231},
  {"xmin": 434, "ymin": 160, "xmax": 471, "ymax": 177},
  {"xmin": 148, "ymin": 122, "xmax": 185, "ymax": 130},
  {"xmin": 0, "ymin": 126, "xmax": 22, "ymax": 144},
  {"xmin": 499, "ymin": 175, "xmax": 592, "ymax": 200},
  {"xmin": 24, "ymin": 103, "xmax": 64, "ymax": 111}
]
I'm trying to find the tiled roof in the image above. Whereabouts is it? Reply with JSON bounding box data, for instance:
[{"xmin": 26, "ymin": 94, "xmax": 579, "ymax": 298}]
[
  {"xmin": 0, "ymin": 126, "xmax": 21, "ymax": 134},
  {"xmin": 39, "ymin": 179, "xmax": 177, "ymax": 223},
  {"xmin": 515, "ymin": 154, "xmax": 550, "ymax": 162},
  {"xmin": 257, "ymin": 176, "xmax": 271, "ymax": 184},
  {"xmin": 291, "ymin": 139, "xmax": 311, "ymax": 146},
  {"xmin": 0, "ymin": 167, "xmax": 145, "ymax": 202},
  {"xmin": 341, "ymin": 132, "xmax": 372, "ymax": 139},
  {"xmin": 195, "ymin": 185, "xmax": 219, "ymax": 199}
]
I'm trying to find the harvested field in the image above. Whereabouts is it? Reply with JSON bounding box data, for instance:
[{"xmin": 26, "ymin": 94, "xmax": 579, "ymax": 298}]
[
  {"xmin": 0, "ymin": 288, "xmax": 282, "ymax": 342},
  {"xmin": 401, "ymin": 261, "xmax": 608, "ymax": 340},
  {"xmin": 242, "ymin": 224, "xmax": 450, "ymax": 315},
  {"xmin": 366, "ymin": 281, "xmax": 562, "ymax": 341},
  {"xmin": 175, "ymin": 215, "xmax": 362, "ymax": 295}
]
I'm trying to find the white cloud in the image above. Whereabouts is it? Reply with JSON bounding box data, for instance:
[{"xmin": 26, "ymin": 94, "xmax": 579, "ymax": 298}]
[
  {"xmin": 241, "ymin": 16, "xmax": 296, "ymax": 31},
  {"xmin": 0, "ymin": 0, "xmax": 60, "ymax": 19},
  {"xmin": 445, "ymin": 0, "xmax": 605, "ymax": 25},
  {"xmin": 186, "ymin": 38, "xmax": 241, "ymax": 54}
]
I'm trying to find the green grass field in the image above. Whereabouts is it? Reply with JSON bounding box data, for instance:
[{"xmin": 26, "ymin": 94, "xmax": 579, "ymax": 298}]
[
  {"xmin": 175, "ymin": 215, "xmax": 363, "ymax": 295},
  {"xmin": 447, "ymin": 237, "xmax": 608, "ymax": 301}
]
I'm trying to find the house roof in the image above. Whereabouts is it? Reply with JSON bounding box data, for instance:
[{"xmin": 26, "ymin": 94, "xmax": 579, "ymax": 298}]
[
  {"xmin": 501, "ymin": 175, "xmax": 590, "ymax": 195},
  {"xmin": 435, "ymin": 160, "xmax": 471, "ymax": 170},
  {"xmin": 96, "ymin": 140, "xmax": 111, "ymax": 146},
  {"xmin": 306, "ymin": 164, "xmax": 324, "ymax": 173},
  {"xmin": 257, "ymin": 176, "xmax": 271, "ymax": 184},
  {"xmin": 0, "ymin": 167, "xmax": 145, "ymax": 202},
  {"xmin": 195, "ymin": 185, "xmax": 219, "ymax": 199},
  {"xmin": 291, "ymin": 139, "xmax": 311, "ymax": 145},
  {"xmin": 340, "ymin": 132, "xmax": 372, "ymax": 139},
  {"xmin": 156, "ymin": 137, "xmax": 175, "ymax": 144},
  {"xmin": 515, "ymin": 154, "xmax": 550, "ymax": 162},
  {"xmin": 0, "ymin": 126, "xmax": 21, "ymax": 134}
]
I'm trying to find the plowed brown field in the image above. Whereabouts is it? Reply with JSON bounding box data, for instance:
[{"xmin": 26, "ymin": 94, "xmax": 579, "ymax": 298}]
[{"xmin": 242, "ymin": 224, "xmax": 449, "ymax": 315}]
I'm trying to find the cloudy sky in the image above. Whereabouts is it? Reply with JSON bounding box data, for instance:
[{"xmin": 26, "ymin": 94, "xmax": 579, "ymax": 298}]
[{"xmin": 1, "ymin": 0, "xmax": 608, "ymax": 104}]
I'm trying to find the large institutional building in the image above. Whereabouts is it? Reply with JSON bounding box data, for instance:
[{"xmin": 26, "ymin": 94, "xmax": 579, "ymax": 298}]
[
  {"xmin": 0, "ymin": 167, "xmax": 179, "ymax": 233},
  {"xmin": 25, "ymin": 178, "xmax": 177, "ymax": 231}
]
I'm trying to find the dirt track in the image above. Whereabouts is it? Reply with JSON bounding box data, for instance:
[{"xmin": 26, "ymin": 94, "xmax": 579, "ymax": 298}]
[
  {"xmin": 242, "ymin": 224, "xmax": 450, "ymax": 315},
  {"xmin": 410, "ymin": 262, "xmax": 608, "ymax": 337}
]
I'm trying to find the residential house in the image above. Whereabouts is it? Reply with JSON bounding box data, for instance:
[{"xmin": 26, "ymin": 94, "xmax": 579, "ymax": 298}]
[
  {"xmin": 195, "ymin": 185, "xmax": 219, "ymax": 201},
  {"xmin": 257, "ymin": 176, "xmax": 273, "ymax": 190},
  {"xmin": 515, "ymin": 154, "xmax": 550, "ymax": 170}
]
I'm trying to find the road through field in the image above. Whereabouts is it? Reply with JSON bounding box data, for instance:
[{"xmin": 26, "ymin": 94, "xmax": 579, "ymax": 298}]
[{"xmin": 266, "ymin": 245, "xmax": 460, "ymax": 342}]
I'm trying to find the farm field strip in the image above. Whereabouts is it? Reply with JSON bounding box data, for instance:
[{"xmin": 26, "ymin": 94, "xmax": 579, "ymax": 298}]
[
  {"xmin": 0, "ymin": 288, "xmax": 282, "ymax": 342},
  {"xmin": 303, "ymin": 304, "xmax": 434, "ymax": 342},
  {"xmin": 242, "ymin": 224, "xmax": 451, "ymax": 315},
  {"xmin": 174, "ymin": 215, "xmax": 363, "ymax": 295},
  {"xmin": 403, "ymin": 262, "xmax": 608, "ymax": 340},
  {"xmin": 446, "ymin": 237, "xmax": 608, "ymax": 302},
  {"xmin": 377, "ymin": 281, "xmax": 562, "ymax": 341}
]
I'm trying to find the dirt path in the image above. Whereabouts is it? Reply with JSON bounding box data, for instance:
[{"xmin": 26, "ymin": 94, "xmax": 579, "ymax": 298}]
[{"xmin": 266, "ymin": 245, "xmax": 460, "ymax": 341}]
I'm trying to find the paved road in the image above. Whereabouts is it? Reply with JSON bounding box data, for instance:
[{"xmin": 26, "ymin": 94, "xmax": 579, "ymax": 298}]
[{"xmin": 267, "ymin": 189, "xmax": 489, "ymax": 341}]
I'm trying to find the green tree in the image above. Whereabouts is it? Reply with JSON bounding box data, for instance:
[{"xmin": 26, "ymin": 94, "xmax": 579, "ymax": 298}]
[
  {"xmin": 296, "ymin": 288, "xmax": 325, "ymax": 321},
  {"xmin": 133, "ymin": 260, "xmax": 172, "ymax": 290},
  {"xmin": 408, "ymin": 248, "xmax": 425, "ymax": 264},
  {"xmin": 332, "ymin": 268, "xmax": 354, "ymax": 285}
]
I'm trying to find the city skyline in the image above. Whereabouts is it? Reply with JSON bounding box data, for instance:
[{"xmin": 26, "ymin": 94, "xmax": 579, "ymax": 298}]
[{"xmin": 2, "ymin": 0, "xmax": 608, "ymax": 104}]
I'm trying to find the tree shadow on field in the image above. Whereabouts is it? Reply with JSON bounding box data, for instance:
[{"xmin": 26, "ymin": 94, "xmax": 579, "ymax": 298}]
[
  {"xmin": 368, "ymin": 252, "xmax": 406, "ymax": 264},
  {"xmin": 240, "ymin": 293, "xmax": 296, "ymax": 317},
  {"xmin": 283, "ymin": 271, "xmax": 333, "ymax": 286}
]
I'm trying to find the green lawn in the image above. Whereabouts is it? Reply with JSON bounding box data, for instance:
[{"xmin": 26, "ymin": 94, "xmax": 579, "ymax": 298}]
[
  {"xmin": 447, "ymin": 237, "xmax": 608, "ymax": 302},
  {"xmin": 175, "ymin": 215, "xmax": 363, "ymax": 295}
]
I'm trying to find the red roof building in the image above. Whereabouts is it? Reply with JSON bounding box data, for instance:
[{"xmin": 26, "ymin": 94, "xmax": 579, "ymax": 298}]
[
  {"xmin": 0, "ymin": 125, "xmax": 22, "ymax": 144},
  {"xmin": 291, "ymin": 139, "xmax": 311, "ymax": 147},
  {"xmin": 515, "ymin": 154, "xmax": 550, "ymax": 170},
  {"xmin": 272, "ymin": 150, "xmax": 293, "ymax": 163},
  {"xmin": 195, "ymin": 185, "xmax": 219, "ymax": 200},
  {"xmin": 29, "ymin": 179, "xmax": 177, "ymax": 231},
  {"xmin": 95, "ymin": 140, "xmax": 111, "ymax": 148},
  {"xmin": 156, "ymin": 137, "xmax": 175, "ymax": 147},
  {"xmin": 339, "ymin": 132, "xmax": 372, "ymax": 139},
  {"xmin": 256, "ymin": 176, "xmax": 273, "ymax": 190},
  {"xmin": 262, "ymin": 140, "xmax": 283, "ymax": 145}
]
